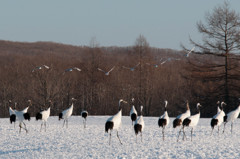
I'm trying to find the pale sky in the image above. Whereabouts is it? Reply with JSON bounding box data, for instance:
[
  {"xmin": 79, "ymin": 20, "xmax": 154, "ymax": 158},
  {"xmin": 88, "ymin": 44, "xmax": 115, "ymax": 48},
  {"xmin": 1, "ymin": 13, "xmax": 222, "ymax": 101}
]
[{"xmin": 1, "ymin": 0, "xmax": 240, "ymax": 50}]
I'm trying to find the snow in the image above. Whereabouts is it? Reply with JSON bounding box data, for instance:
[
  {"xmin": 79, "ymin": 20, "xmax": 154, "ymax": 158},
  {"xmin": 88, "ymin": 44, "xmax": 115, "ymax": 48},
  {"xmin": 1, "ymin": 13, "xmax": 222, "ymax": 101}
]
[{"xmin": 0, "ymin": 116, "xmax": 240, "ymax": 158}]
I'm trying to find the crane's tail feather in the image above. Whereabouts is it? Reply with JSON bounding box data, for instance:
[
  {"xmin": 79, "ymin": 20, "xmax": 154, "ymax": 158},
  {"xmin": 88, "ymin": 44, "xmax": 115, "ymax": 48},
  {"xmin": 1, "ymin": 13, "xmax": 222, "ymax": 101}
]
[
  {"xmin": 173, "ymin": 118, "xmax": 181, "ymax": 128},
  {"xmin": 183, "ymin": 118, "xmax": 191, "ymax": 127},
  {"xmin": 81, "ymin": 112, "xmax": 88, "ymax": 119},
  {"xmin": 158, "ymin": 118, "xmax": 167, "ymax": 127},
  {"xmin": 131, "ymin": 113, "xmax": 137, "ymax": 122},
  {"xmin": 223, "ymin": 115, "xmax": 227, "ymax": 122},
  {"xmin": 211, "ymin": 119, "xmax": 218, "ymax": 128},
  {"xmin": 10, "ymin": 114, "xmax": 16, "ymax": 123},
  {"xmin": 36, "ymin": 112, "xmax": 42, "ymax": 120},
  {"xmin": 24, "ymin": 113, "xmax": 31, "ymax": 121},
  {"xmin": 134, "ymin": 124, "xmax": 142, "ymax": 135},
  {"xmin": 105, "ymin": 121, "xmax": 114, "ymax": 133},
  {"xmin": 59, "ymin": 113, "xmax": 63, "ymax": 120}
]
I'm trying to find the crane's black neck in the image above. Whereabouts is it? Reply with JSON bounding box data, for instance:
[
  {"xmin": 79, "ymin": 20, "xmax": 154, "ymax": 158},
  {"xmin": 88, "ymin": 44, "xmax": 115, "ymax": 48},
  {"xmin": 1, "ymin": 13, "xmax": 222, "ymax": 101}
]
[{"xmin": 164, "ymin": 107, "xmax": 167, "ymax": 112}]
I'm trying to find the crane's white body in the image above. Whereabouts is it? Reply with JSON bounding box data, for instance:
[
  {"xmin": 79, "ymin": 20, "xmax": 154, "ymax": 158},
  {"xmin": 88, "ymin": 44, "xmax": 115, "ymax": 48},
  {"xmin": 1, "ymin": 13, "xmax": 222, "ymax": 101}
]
[
  {"xmin": 13, "ymin": 107, "xmax": 30, "ymax": 133},
  {"xmin": 223, "ymin": 105, "xmax": 240, "ymax": 133},
  {"xmin": 186, "ymin": 113, "xmax": 200, "ymax": 128},
  {"xmin": 225, "ymin": 105, "xmax": 240, "ymax": 123},
  {"xmin": 60, "ymin": 104, "xmax": 73, "ymax": 128},
  {"xmin": 62, "ymin": 104, "xmax": 73, "ymax": 119},
  {"xmin": 212, "ymin": 110, "xmax": 225, "ymax": 126},
  {"xmin": 107, "ymin": 110, "xmax": 122, "ymax": 130},
  {"xmin": 211, "ymin": 102, "xmax": 226, "ymax": 135},
  {"xmin": 37, "ymin": 107, "xmax": 50, "ymax": 132},
  {"xmin": 15, "ymin": 107, "xmax": 29, "ymax": 122},
  {"xmin": 40, "ymin": 107, "xmax": 51, "ymax": 122},
  {"xmin": 173, "ymin": 101, "xmax": 191, "ymax": 130},
  {"xmin": 176, "ymin": 109, "xmax": 191, "ymax": 121},
  {"xmin": 159, "ymin": 111, "xmax": 169, "ymax": 126},
  {"xmin": 181, "ymin": 103, "xmax": 201, "ymax": 141},
  {"xmin": 130, "ymin": 106, "xmax": 137, "ymax": 116},
  {"xmin": 135, "ymin": 115, "xmax": 145, "ymax": 131},
  {"xmin": 105, "ymin": 99, "xmax": 127, "ymax": 145},
  {"xmin": 158, "ymin": 101, "xmax": 170, "ymax": 141},
  {"xmin": 159, "ymin": 101, "xmax": 170, "ymax": 127},
  {"xmin": 9, "ymin": 107, "xmax": 16, "ymax": 116},
  {"xmin": 134, "ymin": 106, "xmax": 144, "ymax": 142}
]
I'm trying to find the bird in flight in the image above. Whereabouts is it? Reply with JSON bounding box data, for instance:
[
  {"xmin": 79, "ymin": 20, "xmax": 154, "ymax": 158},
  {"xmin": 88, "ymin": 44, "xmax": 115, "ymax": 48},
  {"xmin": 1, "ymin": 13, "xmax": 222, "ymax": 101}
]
[
  {"xmin": 185, "ymin": 47, "xmax": 195, "ymax": 57},
  {"xmin": 122, "ymin": 62, "xmax": 140, "ymax": 71},
  {"xmin": 32, "ymin": 65, "xmax": 50, "ymax": 72},
  {"xmin": 64, "ymin": 67, "xmax": 81, "ymax": 72},
  {"xmin": 160, "ymin": 58, "xmax": 180, "ymax": 65},
  {"xmin": 146, "ymin": 59, "xmax": 163, "ymax": 68},
  {"xmin": 97, "ymin": 66, "xmax": 115, "ymax": 75},
  {"xmin": 63, "ymin": 67, "xmax": 81, "ymax": 74}
]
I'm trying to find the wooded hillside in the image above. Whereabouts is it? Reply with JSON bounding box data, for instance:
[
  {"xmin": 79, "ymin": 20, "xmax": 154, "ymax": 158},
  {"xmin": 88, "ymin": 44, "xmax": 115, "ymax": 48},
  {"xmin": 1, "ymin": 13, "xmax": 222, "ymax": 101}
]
[{"xmin": 0, "ymin": 40, "xmax": 239, "ymax": 118}]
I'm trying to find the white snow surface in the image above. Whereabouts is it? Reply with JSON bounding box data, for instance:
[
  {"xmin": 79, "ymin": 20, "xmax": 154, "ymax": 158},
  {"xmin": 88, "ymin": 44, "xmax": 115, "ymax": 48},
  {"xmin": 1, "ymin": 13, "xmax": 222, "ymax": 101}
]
[{"xmin": 0, "ymin": 116, "xmax": 240, "ymax": 159}]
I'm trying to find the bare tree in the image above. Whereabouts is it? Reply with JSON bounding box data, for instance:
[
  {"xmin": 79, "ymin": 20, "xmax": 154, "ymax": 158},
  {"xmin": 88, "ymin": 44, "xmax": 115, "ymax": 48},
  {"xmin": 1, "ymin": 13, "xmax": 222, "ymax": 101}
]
[
  {"xmin": 183, "ymin": 1, "xmax": 240, "ymax": 110},
  {"xmin": 133, "ymin": 35, "xmax": 155, "ymax": 115}
]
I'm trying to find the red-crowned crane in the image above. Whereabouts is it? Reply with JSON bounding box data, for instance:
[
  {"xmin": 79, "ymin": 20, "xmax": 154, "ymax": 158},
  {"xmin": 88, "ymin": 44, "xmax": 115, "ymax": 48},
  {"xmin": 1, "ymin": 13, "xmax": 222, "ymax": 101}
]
[
  {"xmin": 182, "ymin": 103, "xmax": 201, "ymax": 141},
  {"xmin": 105, "ymin": 99, "xmax": 127, "ymax": 145},
  {"xmin": 158, "ymin": 100, "xmax": 169, "ymax": 141}
]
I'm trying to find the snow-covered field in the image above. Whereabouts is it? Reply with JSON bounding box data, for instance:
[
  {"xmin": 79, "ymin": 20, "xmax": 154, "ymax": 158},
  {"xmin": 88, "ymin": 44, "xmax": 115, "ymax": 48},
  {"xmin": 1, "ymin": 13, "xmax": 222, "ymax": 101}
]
[{"xmin": 0, "ymin": 116, "xmax": 240, "ymax": 159}]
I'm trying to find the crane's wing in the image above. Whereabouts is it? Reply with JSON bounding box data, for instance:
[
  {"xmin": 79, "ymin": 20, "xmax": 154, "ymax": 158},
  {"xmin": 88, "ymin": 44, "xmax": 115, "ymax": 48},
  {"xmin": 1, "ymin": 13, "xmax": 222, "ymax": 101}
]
[
  {"xmin": 186, "ymin": 47, "xmax": 195, "ymax": 57},
  {"xmin": 65, "ymin": 68, "xmax": 73, "ymax": 72},
  {"xmin": 43, "ymin": 65, "xmax": 50, "ymax": 69},
  {"xmin": 161, "ymin": 60, "xmax": 168, "ymax": 65},
  {"xmin": 107, "ymin": 66, "xmax": 115, "ymax": 73},
  {"xmin": 97, "ymin": 68, "xmax": 106, "ymax": 73},
  {"xmin": 73, "ymin": 67, "xmax": 81, "ymax": 71},
  {"xmin": 134, "ymin": 62, "xmax": 140, "ymax": 68}
]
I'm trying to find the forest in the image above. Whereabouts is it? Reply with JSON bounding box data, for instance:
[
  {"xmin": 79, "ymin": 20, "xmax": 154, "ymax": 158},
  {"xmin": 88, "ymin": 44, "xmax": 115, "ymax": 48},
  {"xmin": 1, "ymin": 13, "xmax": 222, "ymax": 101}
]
[{"xmin": 0, "ymin": 37, "xmax": 239, "ymax": 118}]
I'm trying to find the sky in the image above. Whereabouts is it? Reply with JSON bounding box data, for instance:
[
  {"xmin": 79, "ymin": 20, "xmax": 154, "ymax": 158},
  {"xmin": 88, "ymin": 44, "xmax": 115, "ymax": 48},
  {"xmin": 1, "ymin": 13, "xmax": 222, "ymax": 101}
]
[{"xmin": 1, "ymin": 0, "xmax": 240, "ymax": 50}]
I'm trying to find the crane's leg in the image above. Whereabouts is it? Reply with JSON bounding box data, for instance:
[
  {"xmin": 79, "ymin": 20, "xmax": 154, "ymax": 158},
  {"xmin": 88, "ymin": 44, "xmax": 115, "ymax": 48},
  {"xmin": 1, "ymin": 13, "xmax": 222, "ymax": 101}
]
[
  {"xmin": 66, "ymin": 119, "xmax": 68, "ymax": 128},
  {"xmin": 45, "ymin": 122, "xmax": 47, "ymax": 132},
  {"xmin": 19, "ymin": 123, "xmax": 22, "ymax": 134},
  {"xmin": 23, "ymin": 122, "xmax": 28, "ymax": 133},
  {"xmin": 20, "ymin": 122, "xmax": 28, "ymax": 133},
  {"xmin": 84, "ymin": 119, "xmax": 86, "ymax": 128},
  {"xmin": 218, "ymin": 126, "xmax": 220, "ymax": 135},
  {"xmin": 182, "ymin": 127, "xmax": 186, "ymax": 141},
  {"xmin": 40, "ymin": 122, "xmax": 43, "ymax": 132},
  {"xmin": 109, "ymin": 131, "xmax": 112, "ymax": 145},
  {"xmin": 211, "ymin": 127, "xmax": 214, "ymax": 136},
  {"xmin": 14, "ymin": 122, "xmax": 15, "ymax": 129},
  {"xmin": 177, "ymin": 128, "xmax": 182, "ymax": 142},
  {"xmin": 223, "ymin": 123, "xmax": 226, "ymax": 134},
  {"xmin": 183, "ymin": 127, "xmax": 187, "ymax": 141},
  {"xmin": 63, "ymin": 120, "xmax": 65, "ymax": 128},
  {"xmin": 162, "ymin": 127, "xmax": 165, "ymax": 141},
  {"xmin": 117, "ymin": 130, "xmax": 123, "ymax": 145},
  {"xmin": 231, "ymin": 123, "xmax": 233, "ymax": 134},
  {"xmin": 136, "ymin": 134, "xmax": 137, "ymax": 143},
  {"xmin": 141, "ymin": 132, "xmax": 143, "ymax": 143},
  {"xmin": 191, "ymin": 128, "xmax": 193, "ymax": 141}
]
